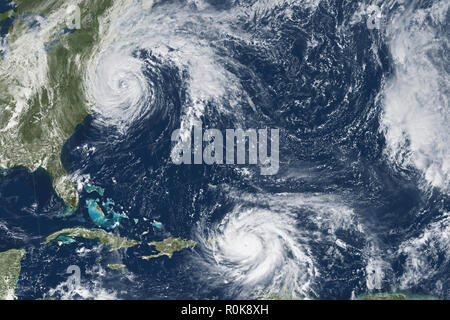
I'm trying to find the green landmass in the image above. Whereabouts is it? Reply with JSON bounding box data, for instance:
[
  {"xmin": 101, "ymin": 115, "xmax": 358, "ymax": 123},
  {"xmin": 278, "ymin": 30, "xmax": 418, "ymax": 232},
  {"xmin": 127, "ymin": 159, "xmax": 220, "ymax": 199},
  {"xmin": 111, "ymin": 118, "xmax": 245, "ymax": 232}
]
[
  {"xmin": 258, "ymin": 293, "xmax": 304, "ymax": 300},
  {"xmin": 106, "ymin": 264, "xmax": 126, "ymax": 270},
  {"xmin": 44, "ymin": 227, "xmax": 140, "ymax": 252},
  {"xmin": 0, "ymin": 249, "xmax": 26, "ymax": 300},
  {"xmin": 258, "ymin": 287, "xmax": 305, "ymax": 300},
  {"xmin": 259, "ymin": 291, "xmax": 437, "ymax": 300},
  {"xmin": 259, "ymin": 294, "xmax": 304, "ymax": 300},
  {"xmin": 356, "ymin": 292, "xmax": 437, "ymax": 300},
  {"xmin": 357, "ymin": 293, "xmax": 406, "ymax": 300},
  {"xmin": 0, "ymin": 10, "xmax": 14, "ymax": 21},
  {"xmin": 0, "ymin": 0, "xmax": 116, "ymax": 213},
  {"xmin": 142, "ymin": 237, "xmax": 197, "ymax": 260}
]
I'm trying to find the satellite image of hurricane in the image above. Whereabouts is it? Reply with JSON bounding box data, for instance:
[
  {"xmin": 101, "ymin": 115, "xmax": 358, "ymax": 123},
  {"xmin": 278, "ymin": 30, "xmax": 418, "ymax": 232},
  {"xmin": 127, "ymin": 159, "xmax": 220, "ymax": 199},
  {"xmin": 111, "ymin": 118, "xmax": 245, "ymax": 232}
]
[{"xmin": 0, "ymin": 0, "xmax": 448, "ymax": 301}]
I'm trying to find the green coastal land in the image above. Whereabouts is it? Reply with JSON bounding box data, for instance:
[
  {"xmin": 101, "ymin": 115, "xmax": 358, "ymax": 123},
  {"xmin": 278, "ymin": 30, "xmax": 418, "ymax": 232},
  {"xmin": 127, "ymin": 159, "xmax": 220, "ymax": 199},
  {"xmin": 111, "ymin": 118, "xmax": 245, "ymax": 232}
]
[
  {"xmin": 44, "ymin": 227, "xmax": 140, "ymax": 251},
  {"xmin": 0, "ymin": 0, "xmax": 116, "ymax": 213},
  {"xmin": 357, "ymin": 293, "xmax": 407, "ymax": 300},
  {"xmin": 142, "ymin": 237, "xmax": 197, "ymax": 260},
  {"xmin": 259, "ymin": 293, "xmax": 304, "ymax": 300},
  {"xmin": 258, "ymin": 288, "xmax": 304, "ymax": 300},
  {"xmin": 356, "ymin": 292, "xmax": 437, "ymax": 300},
  {"xmin": 0, "ymin": 249, "xmax": 26, "ymax": 300},
  {"xmin": 107, "ymin": 264, "xmax": 126, "ymax": 270}
]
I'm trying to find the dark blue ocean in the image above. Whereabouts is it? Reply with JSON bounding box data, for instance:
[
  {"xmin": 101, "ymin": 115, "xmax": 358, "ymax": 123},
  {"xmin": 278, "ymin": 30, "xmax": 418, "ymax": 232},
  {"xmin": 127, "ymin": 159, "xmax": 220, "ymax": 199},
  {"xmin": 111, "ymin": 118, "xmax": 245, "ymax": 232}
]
[{"xmin": 1, "ymin": 0, "xmax": 449, "ymax": 299}]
